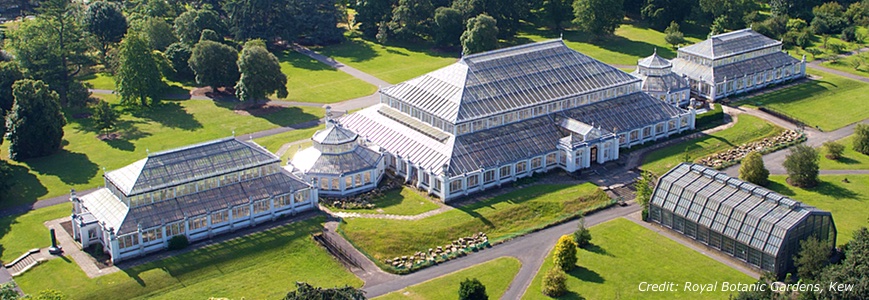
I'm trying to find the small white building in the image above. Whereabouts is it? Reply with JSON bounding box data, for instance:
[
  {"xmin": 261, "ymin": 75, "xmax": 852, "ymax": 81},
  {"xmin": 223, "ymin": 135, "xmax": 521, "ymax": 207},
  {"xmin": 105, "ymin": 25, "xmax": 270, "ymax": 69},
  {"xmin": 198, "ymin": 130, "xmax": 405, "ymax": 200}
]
[
  {"xmin": 632, "ymin": 50, "xmax": 691, "ymax": 107},
  {"xmin": 70, "ymin": 138, "xmax": 318, "ymax": 263},
  {"xmin": 671, "ymin": 28, "xmax": 806, "ymax": 101},
  {"xmin": 288, "ymin": 118, "xmax": 386, "ymax": 197}
]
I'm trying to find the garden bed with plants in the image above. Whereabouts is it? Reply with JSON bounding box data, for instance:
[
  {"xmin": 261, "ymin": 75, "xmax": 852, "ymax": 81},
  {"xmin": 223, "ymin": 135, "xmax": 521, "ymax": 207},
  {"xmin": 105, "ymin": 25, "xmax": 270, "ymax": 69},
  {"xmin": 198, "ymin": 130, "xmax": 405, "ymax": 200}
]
[{"xmin": 697, "ymin": 130, "xmax": 806, "ymax": 169}]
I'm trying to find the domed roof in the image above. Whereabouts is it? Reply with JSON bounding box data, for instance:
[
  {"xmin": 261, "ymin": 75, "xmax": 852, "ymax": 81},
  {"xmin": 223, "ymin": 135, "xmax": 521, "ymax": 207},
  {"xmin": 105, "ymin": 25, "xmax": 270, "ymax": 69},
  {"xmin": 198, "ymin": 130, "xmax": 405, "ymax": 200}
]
[
  {"xmin": 312, "ymin": 121, "xmax": 358, "ymax": 145},
  {"xmin": 637, "ymin": 50, "xmax": 672, "ymax": 69}
]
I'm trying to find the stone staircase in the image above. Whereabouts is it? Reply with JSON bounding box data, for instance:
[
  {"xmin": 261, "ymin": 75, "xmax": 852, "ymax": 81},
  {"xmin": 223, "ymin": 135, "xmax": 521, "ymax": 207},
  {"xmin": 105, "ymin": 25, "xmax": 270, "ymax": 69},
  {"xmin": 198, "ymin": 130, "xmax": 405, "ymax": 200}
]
[{"xmin": 4, "ymin": 249, "xmax": 44, "ymax": 276}]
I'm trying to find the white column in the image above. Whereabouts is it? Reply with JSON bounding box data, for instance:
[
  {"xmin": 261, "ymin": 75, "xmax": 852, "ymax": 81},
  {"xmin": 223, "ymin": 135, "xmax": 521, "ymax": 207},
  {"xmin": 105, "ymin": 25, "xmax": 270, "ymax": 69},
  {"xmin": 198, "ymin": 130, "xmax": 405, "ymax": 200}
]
[{"xmin": 583, "ymin": 146, "xmax": 591, "ymax": 168}]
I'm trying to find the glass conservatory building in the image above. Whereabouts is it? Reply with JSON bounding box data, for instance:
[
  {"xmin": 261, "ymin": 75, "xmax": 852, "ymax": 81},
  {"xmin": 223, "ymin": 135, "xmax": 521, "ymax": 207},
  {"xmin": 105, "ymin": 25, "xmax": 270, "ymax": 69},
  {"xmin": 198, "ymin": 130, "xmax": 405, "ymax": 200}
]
[
  {"xmin": 341, "ymin": 40, "xmax": 696, "ymax": 202},
  {"xmin": 671, "ymin": 28, "xmax": 806, "ymax": 101},
  {"xmin": 70, "ymin": 138, "xmax": 318, "ymax": 263},
  {"xmin": 649, "ymin": 163, "xmax": 836, "ymax": 277},
  {"xmin": 288, "ymin": 117, "xmax": 386, "ymax": 197},
  {"xmin": 632, "ymin": 50, "xmax": 691, "ymax": 107}
]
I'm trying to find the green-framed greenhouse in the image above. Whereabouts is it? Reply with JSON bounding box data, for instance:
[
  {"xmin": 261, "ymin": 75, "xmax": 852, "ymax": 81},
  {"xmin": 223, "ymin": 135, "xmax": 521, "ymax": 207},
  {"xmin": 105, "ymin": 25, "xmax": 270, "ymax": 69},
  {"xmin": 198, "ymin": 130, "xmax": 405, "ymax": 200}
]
[{"xmin": 649, "ymin": 163, "xmax": 836, "ymax": 277}]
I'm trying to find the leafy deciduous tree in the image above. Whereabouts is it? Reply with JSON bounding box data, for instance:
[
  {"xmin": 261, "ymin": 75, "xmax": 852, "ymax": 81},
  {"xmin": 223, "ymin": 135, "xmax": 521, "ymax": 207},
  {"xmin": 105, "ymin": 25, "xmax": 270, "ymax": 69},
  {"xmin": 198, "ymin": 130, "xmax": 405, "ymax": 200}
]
[
  {"xmin": 854, "ymin": 123, "xmax": 869, "ymax": 155},
  {"xmin": 794, "ymin": 236, "xmax": 831, "ymax": 281},
  {"xmin": 173, "ymin": 9, "xmax": 226, "ymax": 45},
  {"xmin": 573, "ymin": 0, "xmax": 625, "ymax": 37},
  {"xmin": 739, "ymin": 151, "xmax": 769, "ymax": 186},
  {"xmin": 542, "ymin": 0, "xmax": 574, "ymax": 31},
  {"xmin": 812, "ymin": 2, "xmax": 847, "ymax": 35},
  {"xmin": 818, "ymin": 227, "xmax": 869, "ymax": 299},
  {"xmin": 554, "ymin": 235, "xmax": 577, "ymax": 271},
  {"xmin": 783, "ymin": 144, "xmax": 820, "ymax": 188},
  {"xmin": 0, "ymin": 61, "xmax": 22, "ymax": 112},
  {"xmin": 131, "ymin": 17, "xmax": 178, "ymax": 51},
  {"xmin": 188, "ymin": 40, "xmax": 240, "ymax": 91},
  {"xmin": 641, "ymin": 0, "xmax": 694, "ymax": 30},
  {"xmin": 283, "ymin": 282, "xmax": 366, "ymax": 300},
  {"xmin": 6, "ymin": 79, "xmax": 66, "ymax": 161},
  {"xmin": 823, "ymin": 141, "xmax": 845, "ymax": 160},
  {"xmin": 699, "ymin": 0, "xmax": 758, "ymax": 31},
  {"xmin": 84, "ymin": 1, "xmax": 127, "ymax": 60},
  {"xmin": 458, "ymin": 278, "xmax": 488, "ymax": 300},
  {"xmin": 165, "ymin": 42, "xmax": 194, "ymax": 81},
  {"xmin": 91, "ymin": 100, "xmax": 118, "ymax": 136},
  {"xmin": 116, "ymin": 34, "xmax": 164, "ymax": 106},
  {"xmin": 461, "ymin": 14, "xmax": 498, "ymax": 55},
  {"xmin": 664, "ymin": 21, "xmax": 686, "ymax": 48},
  {"xmin": 235, "ymin": 40, "xmax": 288, "ymax": 104},
  {"xmin": 356, "ymin": 0, "xmax": 397, "ymax": 38},
  {"xmin": 433, "ymin": 7, "xmax": 463, "ymax": 47},
  {"xmin": 389, "ymin": 0, "xmax": 434, "ymax": 40}
]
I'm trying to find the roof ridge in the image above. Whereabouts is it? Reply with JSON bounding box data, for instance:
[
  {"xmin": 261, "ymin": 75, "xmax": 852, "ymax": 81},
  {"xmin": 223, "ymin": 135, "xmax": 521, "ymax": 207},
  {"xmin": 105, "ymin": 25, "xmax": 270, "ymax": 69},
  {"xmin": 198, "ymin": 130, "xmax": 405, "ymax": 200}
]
[
  {"xmin": 148, "ymin": 137, "xmax": 236, "ymax": 157},
  {"xmin": 461, "ymin": 39, "xmax": 563, "ymax": 60}
]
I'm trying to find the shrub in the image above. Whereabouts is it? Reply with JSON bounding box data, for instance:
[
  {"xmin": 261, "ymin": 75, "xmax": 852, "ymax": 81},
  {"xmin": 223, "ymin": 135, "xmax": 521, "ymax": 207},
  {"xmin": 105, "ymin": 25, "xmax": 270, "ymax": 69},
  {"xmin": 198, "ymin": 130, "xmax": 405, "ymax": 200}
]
[
  {"xmin": 823, "ymin": 141, "xmax": 845, "ymax": 159},
  {"xmin": 739, "ymin": 151, "xmax": 769, "ymax": 186},
  {"xmin": 783, "ymin": 144, "xmax": 819, "ymax": 188},
  {"xmin": 854, "ymin": 124, "xmax": 869, "ymax": 155},
  {"xmin": 168, "ymin": 235, "xmax": 189, "ymax": 250},
  {"xmin": 541, "ymin": 267, "xmax": 568, "ymax": 297},
  {"xmin": 573, "ymin": 216, "xmax": 592, "ymax": 248},
  {"xmin": 458, "ymin": 278, "xmax": 488, "ymax": 300},
  {"xmin": 554, "ymin": 235, "xmax": 577, "ymax": 271}
]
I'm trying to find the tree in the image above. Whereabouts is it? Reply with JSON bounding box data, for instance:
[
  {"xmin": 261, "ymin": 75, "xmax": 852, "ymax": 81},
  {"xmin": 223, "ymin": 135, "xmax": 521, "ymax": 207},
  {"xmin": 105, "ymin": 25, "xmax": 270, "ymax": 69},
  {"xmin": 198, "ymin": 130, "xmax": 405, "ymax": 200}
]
[
  {"xmin": 91, "ymin": 100, "xmax": 118, "ymax": 137},
  {"xmin": 823, "ymin": 141, "xmax": 845, "ymax": 160},
  {"xmin": 294, "ymin": 0, "xmax": 345, "ymax": 45},
  {"xmin": 739, "ymin": 151, "xmax": 769, "ymax": 186},
  {"xmin": 173, "ymin": 9, "xmax": 227, "ymax": 45},
  {"xmin": 664, "ymin": 21, "xmax": 686, "ymax": 48},
  {"xmin": 116, "ymin": 34, "xmax": 163, "ymax": 107},
  {"xmin": 355, "ymin": 0, "xmax": 397, "ymax": 38},
  {"xmin": 6, "ymin": 79, "xmax": 66, "ymax": 161},
  {"xmin": 84, "ymin": 1, "xmax": 127, "ymax": 61},
  {"xmin": 542, "ymin": 0, "xmax": 574, "ymax": 31},
  {"xmin": 223, "ymin": 0, "xmax": 296, "ymax": 43},
  {"xmin": 9, "ymin": 2, "xmax": 90, "ymax": 106},
  {"xmin": 461, "ymin": 14, "xmax": 498, "ymax": 55},
  {"xmin": 389, "ymin": 0, "xmax": 435, "ymax": 40},
  {"xmin": 541, "ymin": 267, "xmax": 567, "ymax": 297},
  {"xmin": 0, "ymin": 283, "xmax": 19, "ymax": 300},
  {"xmin": 235, "ymin": 40, "xmax": 288, "ymax": 104},
  {"xmin": 0, "ymin": 61, "xmax": 22, "ymax": 112},
  {"xmin": 641, "ymin": 0, "xmax": 695, "ymax": 30},
  {"xmin": 453, "ymin": 0, "xmax": 529, "ymax": 38},
  {"xmin": 32, "ymin": 289, "xmax": 67, "ymax": 300},
  {"xmin": 433, "ymin": 7, "xmax": 463, "ymax": 47},
  {"xmin": 284, "ymin": 282, "xmax": 366, "ymax": 300},
  {"xmin": 573, "ymin": 0, "xmax": 625, "ymax": 37},
  {"xmin": 794, "ymin": 236, "xmax": 831, "ymax": 281},
  {"xmin": 553, "ymin": 235, "xmax": 577, "ymax": 271},
  {"xmin": 458, "ymin": 278, "xmax": 488, "ymax": 300},
  {"xmin": 812, "ymin": 2, "xmax": 846, "ymax": 35},
  {"xmin": 165, "ymin": 42, "xmax": 194, "ymax": 81},
  {"xmin": 188, "ymin": 40, "xmax": 240, "ymax": 91},
  {"xmin": 199, "ymin": 29, "xmax": 222, "ymax": 43},
  {"xmin": 699, "ymin": 0, "xmax": 758, "ymax": 30},
  {"xmin": 573, "ymin": 215, "xmax": 592, "ymax": 248},
  {"xmin": 783, "ymin": 144, "xmax": 820, "ymax": 188},
  {"xmin": 818, "ymin": 227, "xmax": 869, "ymax": 299},
  {"xmin": 842, "ymin": 26, "xmax": 858, "ymax": 42},
  {"xmin": 131, "ymin": 17, "xmax": 177, "ymax": 51},
  {"xmin": 854, "ymin": 123, "xmax": 869, "ymax": 155},
  {"xmin": 635, "ymin": 171, "xmax": 654, "ymax": 208}
]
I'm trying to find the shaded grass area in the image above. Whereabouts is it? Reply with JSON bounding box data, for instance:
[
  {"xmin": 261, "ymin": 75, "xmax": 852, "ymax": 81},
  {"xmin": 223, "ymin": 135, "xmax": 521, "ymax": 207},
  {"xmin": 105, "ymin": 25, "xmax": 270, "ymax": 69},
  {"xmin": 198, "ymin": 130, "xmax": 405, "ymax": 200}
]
[
  {"xmin": 340, "ymin": 183, "xmax": 611, "ymax": 263},
  {"xmin": 278, "ymin": 51, "xmax": 377, "ymax": 103},
  {"xmin": 523, "ymin": 218, "xmax": 753, "ymax": 300},
  {"xmin": 329, "ymin": 186, "xmax": 441, "ymax": 216},
  {"xmin": 515, "ymin": 22, "xmax": 704, "ymax": 66},
  {"xmin": 317, "ymin": 33, "xmax": 459, "ymax": 84},
  {"xmin": 15, "ymin": 216, "xmax": 362, "ymax": 300},
  {"xmin": 818, "ymin": 135, "xmax": 869, "ymax": 170},
  {"xmin": 820, "ymin": 54, "xmax": 869, "ymax": 79},
  {"xmin": 1, "ymin": 94, "xmax": 323, "ymax": 208},
  {"xmin": 375, "ymin": 257, "xmax": 521, "ymax": 300},
  {"xmin": 765, "ymin": 175, "xmax": 869, "ymax": 244},
  {"xmin": 641, "ymin": 115, "xmax": 783, "ymax": 176},
  {"xmin": 0, "ymin": 203, "xmax": 71, "ymax": 263},
  {"xmin": 79, "ymin": 72, "xmax": 195, "ymax": 96},
  {"xmin": 737, "ymin": 69, "xmax": 869, "ymax": 131}
]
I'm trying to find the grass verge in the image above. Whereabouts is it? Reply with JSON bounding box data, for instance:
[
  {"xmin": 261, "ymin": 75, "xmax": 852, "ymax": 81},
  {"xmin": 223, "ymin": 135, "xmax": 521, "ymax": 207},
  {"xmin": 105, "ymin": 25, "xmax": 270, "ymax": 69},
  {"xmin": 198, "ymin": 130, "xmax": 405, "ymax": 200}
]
[{"xmin": 375, "ymin": 257, "xmax": 521, "ymax": 300}]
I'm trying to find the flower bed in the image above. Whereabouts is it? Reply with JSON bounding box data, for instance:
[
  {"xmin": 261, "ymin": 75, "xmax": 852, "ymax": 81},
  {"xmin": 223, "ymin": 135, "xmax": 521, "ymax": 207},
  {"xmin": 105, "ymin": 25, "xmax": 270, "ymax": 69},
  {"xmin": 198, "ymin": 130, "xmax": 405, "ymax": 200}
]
[
  {"xmin": 384, "ymin": 233, "xmax": 490, "ymax": 273},
  {"xmin": 697, "ymin": 130, "xmax": 806, "ymax": 169},
  {"xmin": 321, "ymin": 177, "xmax": 403, "ymax": 209}
]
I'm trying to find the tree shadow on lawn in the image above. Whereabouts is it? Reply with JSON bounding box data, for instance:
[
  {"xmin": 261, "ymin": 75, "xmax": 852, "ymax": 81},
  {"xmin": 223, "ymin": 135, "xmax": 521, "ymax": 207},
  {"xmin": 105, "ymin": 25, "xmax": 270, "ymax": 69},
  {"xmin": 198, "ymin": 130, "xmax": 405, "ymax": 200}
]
[
  {"xmin": 279, "ymin": 51, "xmax": 336, "ymax": 71},
  {"xmin": 126, "ymin": 102, "xmax": 203, "ymax": 131},
  {"xmin": 23, "ymin": 149, "xmax": 98, "ymax": 186},
  {"xmin": 119, "ymin": 218, "xmax": 319, "ymax": 286},
  {"xmin": 764, "ymin": 180, "xmax": 796, "ymax": 196},
  {"xmin": 583, "ymin": 244, "xmax": 615, "ymax": 257},
  {"xmin": 568, "ymin": 265, "xmax": 605, "ymax": 284},
  {"xmin": 812, "ymin": 180, "xmax": 859, "ymax": 199},
  {"xmin": 743, "ymin": 79, "xmax": 837, "ymax": 107},
  {"xmin": 518, "ymin": 24, "xmax": 677, "ymax": 60},
  {"xmin": 828, "ymin": 156, "xmax": 860, "ymax": 165},
  {"xmin": 318, "ymin": 37, "xmax": 379, "ymax": 63},
  {"xmin": 0, "ymin": 162, "xmax": 48, "ymax": 210}
]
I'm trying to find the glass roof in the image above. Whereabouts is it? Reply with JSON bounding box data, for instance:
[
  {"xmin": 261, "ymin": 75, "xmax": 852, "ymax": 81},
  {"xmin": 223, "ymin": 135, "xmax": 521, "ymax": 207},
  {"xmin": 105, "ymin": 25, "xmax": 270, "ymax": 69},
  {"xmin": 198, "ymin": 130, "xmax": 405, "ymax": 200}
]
[
  {"xmin": 292, "ymin": 145, "xmax": 381, "ymax": 175},
  {"xmin": 651, "ymin": 163, "xmax": 831, "ymax": 256},
  {"xmin": 106, "ymin": 138, "xmax": 279, "ymax": 196},
  {"xmin": 672, "ymin": 50, "xmax": 799, "ymax": 84},
  {"xmin": 680, "ymin": 28, "xmax": 781, "ymax": 59}
]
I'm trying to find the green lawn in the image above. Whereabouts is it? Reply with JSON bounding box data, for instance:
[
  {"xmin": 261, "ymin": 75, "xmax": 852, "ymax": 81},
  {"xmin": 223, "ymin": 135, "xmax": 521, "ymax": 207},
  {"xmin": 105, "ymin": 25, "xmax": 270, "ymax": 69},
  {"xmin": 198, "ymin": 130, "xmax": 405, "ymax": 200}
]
[
  {"xmin": 765, "ymin": 175, "xmax": 869, "ymax": 244},
  {"xmin": 523, "ymin": 218, "xmax": 753, "ymax": 300},
  {"xmin": 330, "ymin": 186, "xmax": 441, "ymax": 216},
  {"xmin": 252, "ymin": 124, "xmax": 324, "ymax": 153},
  {"xmin": 818, "ymin": 135, "xmax": 869, "ymax": 170},
  {"xmin": 278, "ymin": 51, "xmax": 377, "ymax": 103},
  {"xmin": 738, "ymin": 69, "xmax": 869, "ymax": 131},
  {"xmin": 516, "ymin": 22, "xmax": 704, "ymax": 66},
  {"xmin": 317, "ymin": 33, "xmax": 459, "ymax": 84},
  {"xmin": 820, "ymin": 55, "xmax": 869, "ymax": 78},
  {"xmin": 1, "ymin": 94, "xmax": 324, "ymax": 208},
  {"xmin": 375, "ymin": 257, "xmax": 521, "ymax": 300},
  {"xmin": 641, "ymin": 115, "xmax": 783, "ymax": 176},
  {"xmin": 79, "ymin": 73, "xmax": 194, "ymax": 96},
  {"xmin": 0, "ymin": 203, "xmax": 72, "ymax": 263},
  {"xmin": 15, "ymin": 216, "xmax": 362, "ymax": 300},
  {"xmin": 340, "ymin": 183, "xmax": 612, "ymax": 263}
]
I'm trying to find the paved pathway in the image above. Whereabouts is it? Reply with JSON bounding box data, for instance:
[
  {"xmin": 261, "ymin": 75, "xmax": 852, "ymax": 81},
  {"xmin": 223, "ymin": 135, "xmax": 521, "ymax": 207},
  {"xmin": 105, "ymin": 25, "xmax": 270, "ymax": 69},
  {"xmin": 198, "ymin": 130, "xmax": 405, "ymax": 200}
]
[{"xmin": 292, "ymin": 44, "xmax": 391, "ymax": 88}]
